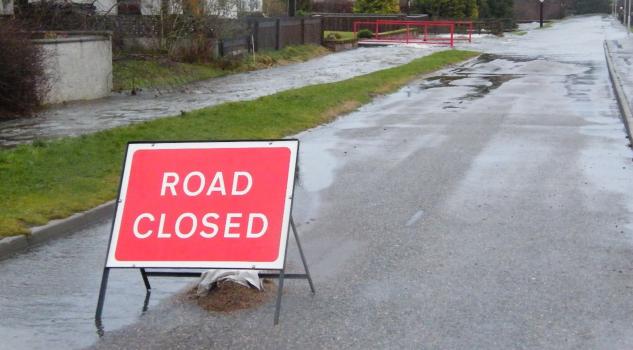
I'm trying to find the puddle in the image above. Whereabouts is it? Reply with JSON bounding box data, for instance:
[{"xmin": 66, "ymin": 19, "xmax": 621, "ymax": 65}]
[
  {"xmin": 415, "ymin": 55, "xmax": 524, "ymax": 110},
  {"xmin": 421, "ymin": 73, "xmax": 518, "ymax": 103},
  {"xmin": 0, "ymin": 220, "xmax": 197, "ymax": 350}
]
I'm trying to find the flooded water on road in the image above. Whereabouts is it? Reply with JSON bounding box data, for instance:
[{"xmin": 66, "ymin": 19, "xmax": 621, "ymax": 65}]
[
  {"xmin": 0, "ymin": 220, "xmax": 199, "ymax": 350},
  {"xmin": 0, "ymin": 15, "xmax": 630, "ymax": 350},
  {"xmin": 0, "ymin": 46, "xmax": 441, "ymax": 148}
]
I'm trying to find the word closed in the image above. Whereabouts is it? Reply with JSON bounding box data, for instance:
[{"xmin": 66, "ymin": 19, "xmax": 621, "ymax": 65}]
[{"xmin": 106, "ymin": 141, "xmax": 298, "ymax": 269}]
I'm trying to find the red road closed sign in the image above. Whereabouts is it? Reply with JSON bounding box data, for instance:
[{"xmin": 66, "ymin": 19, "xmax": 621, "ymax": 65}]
[{"xmin": 105, "ymin": 140, "xmax": 298, "ymax": 269}]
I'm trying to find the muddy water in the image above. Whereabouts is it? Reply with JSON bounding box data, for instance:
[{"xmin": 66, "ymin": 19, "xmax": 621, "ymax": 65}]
[{"xmin": 0, "ymin": 46, "xmax": 441, "ymax": 148}]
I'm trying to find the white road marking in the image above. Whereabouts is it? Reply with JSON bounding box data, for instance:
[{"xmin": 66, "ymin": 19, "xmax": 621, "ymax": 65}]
[{"xmin": 405, "ymin": 210, "xmax": 425, "ymax": 227}]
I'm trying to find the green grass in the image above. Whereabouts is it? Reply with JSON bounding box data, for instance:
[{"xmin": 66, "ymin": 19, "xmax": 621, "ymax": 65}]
[
  {"xmin": 324, "ymin": 29, "xmax": 417, "ymax": 42},
  {"xmin": 0, "ymin": 50, "xmax": 478, "ymax": 238},
  {"xmin": 113, "ymin": 45, "xmax": 330, "ymax": 92},
  {"xmin": 511, "ymin": 30, "xmax": 528, "ymax": 36},
  {"xmin": 242, "ymin": 44, "xmax": 330, "ymax": 69},
  {"xmin": 324, "ymin": 31, "xmax": 357, "ymax": 42},
  {"xmin": 113, "ymin": 60, "xmax": 226, "ymax": 91},
  {"xmin": 377, "ymin": 28, "xmax": 419, "ymax": 36}
]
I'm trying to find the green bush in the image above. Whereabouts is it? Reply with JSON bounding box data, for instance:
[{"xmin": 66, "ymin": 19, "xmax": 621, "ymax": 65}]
[
  {"xmin": 0, "ymin": 21, "xmax": 49, "ymax": 118},
  {"xmin": 413, "ymin": 0, "xmax": 479, "ymax": 18},
  {"xmin": 353, "ymin": 0, "xmax": 399, "ymax": 13},
  {"xmin": 358, "ymin": 29, "xmax": 374, "ymax": 39}
]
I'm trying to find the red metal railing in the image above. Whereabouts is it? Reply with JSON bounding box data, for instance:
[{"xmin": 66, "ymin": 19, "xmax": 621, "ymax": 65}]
[
  {"xmin": 352, "ymin": 20, "xmax": 474, "ymax": 47},
  {"xmin": 452, "ymin": 20, "xmax": 474, "ymax": 42}
]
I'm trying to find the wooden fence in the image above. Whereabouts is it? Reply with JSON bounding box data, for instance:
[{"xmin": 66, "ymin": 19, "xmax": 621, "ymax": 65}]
[
  {"xmin": 218, "ymin": 16, "xmax": 514, "ymax": 57},
  {"xmin": 219, "ymin": 17, "xmax": 323, "ymax": 57}
]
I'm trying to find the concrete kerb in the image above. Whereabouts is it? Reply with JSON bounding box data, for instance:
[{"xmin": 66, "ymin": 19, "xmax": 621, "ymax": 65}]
[
  {"xmin": 0, "ymin": 200, "xmax": 115, "ymax": 261},
  {"xmin": 604, "ymin": 40, "xmax": 633, "ymax": 141},
  {"xmin": 0, "ymin": 235, "xmax": 29, "ymax": 260}
]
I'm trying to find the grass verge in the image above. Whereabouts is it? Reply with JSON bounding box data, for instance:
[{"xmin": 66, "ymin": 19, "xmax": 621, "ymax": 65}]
[
  {"xmin": 0, "ymin": 49, "xmax": 478, "ymax": 238},
  {"xmin": 239, "ymin": 44, "xmax": 330, "ymax": 70},
  {"xmin": 323, "ymin": 29, "xmax": 418, "ymax": 42},
  {"xmin": 377, "ymin": 28, "xmax": 419, "ymax": 37},
  {"xmin": 113, "ymin": 44, "xmax": 330, "ymax": 92},
  {"xmin": 113, "ymin": 60, "xmax": 225, "ymax": 92},
  {"xmin": 324, "ymin": 30, "xmax": 356, "ymax": 41}
]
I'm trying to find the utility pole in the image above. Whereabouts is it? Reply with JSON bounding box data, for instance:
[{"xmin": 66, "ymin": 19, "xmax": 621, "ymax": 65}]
[
  {"xmin": 288, "ymin": 0, "xmax": 296, "ymax": 16},
  {"xmin": 539, "ymin": 0, "xmax": 544, "ymax": 28},
  {"xmin": 625, "ymin": 0, "xmax": 631, "ymax": 36}
]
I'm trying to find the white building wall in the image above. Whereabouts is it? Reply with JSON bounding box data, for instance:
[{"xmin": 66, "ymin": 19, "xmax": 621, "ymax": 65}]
[
  {"xmin": 141, "ymin": 0, "xmax": 161, "ymax": 15},
  {"xmin": 36, "ymin": 36, "xmax": 113, "ymax": 104},
  {"xmin": 204, "ymin": 0, "xmax": 262, "ymax": 17},
  {"xmin": 26, "ymin": 0, "xmax": 117, "ymax": 14},
  {"xmin": 78, "ymin": 0, "xmax": 118, "ymax": 15},
  {"xmin": 0, "ymin": 0, "xmax": 14, "ymax": 15},
  {"xmin": 138, "ymin": 0, "xmax": 262, "ymax": 17},
  {"xmin": 17, "ymin": 0, "xmax": 260, "ymax": 16}
]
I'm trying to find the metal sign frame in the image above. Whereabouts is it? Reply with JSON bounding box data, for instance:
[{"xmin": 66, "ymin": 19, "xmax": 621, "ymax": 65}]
[{"xmin": 95, "ymin": 140, "xmax": 314, "ymax": 329}]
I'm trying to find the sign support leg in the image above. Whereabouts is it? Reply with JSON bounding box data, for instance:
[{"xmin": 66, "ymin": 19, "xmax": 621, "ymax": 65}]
[
  {"xmin": 140, "ymin": 268, "xmax": 152, "ymax": 291},
  {"xmin": 95, "ymin": 267, "xmax": 110, "ymax": 320},
  {"xmin": 273, "ymin": 216, "xmax": 315, "ymax": 325},
  {"xmin": 290, "ymin": 217, "xmax": 315, "ymax": 294},
  {"xmin": 273, "ymin": 221, "xmax": 293, "ymax": 325},
  {"xmin": 273, "ymin": 268, "xmax": 286, "ymax": 325},
  {"xmin": 141, "ymin": 289, "xmax": 152, "ymax": 313}
]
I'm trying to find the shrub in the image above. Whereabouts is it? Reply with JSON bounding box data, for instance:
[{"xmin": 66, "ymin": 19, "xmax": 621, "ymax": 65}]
[
  {"xmin": 0, "ymin": 21, "xmax": 49, "ymax": 118},
  {"xmin": 311, "ymin": 2, "xmax": 353, "ymax": 12},
  {"xmin": 413, "ymin": 0, "xmax": 478, "ymax": 18},
  {"xmin": 353, "ymin": 0, "xmax": 399, "ymax": 13},
  {"xmin": 357, "ymin": 29, "xmax": 374, "ymax": 39},
  {"xmin": 262, "ymin": 0, "xmax": 287, "ymax": 16},
  {"xmin": 169, "ymin": 34, "xmax": 216, "ymax": 63}
]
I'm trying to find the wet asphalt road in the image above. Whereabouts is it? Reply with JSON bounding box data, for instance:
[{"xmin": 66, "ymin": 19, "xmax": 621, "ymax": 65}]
[{"xmin": 2, "ymin": 15, "xmax": 633, "ymax": 349}]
